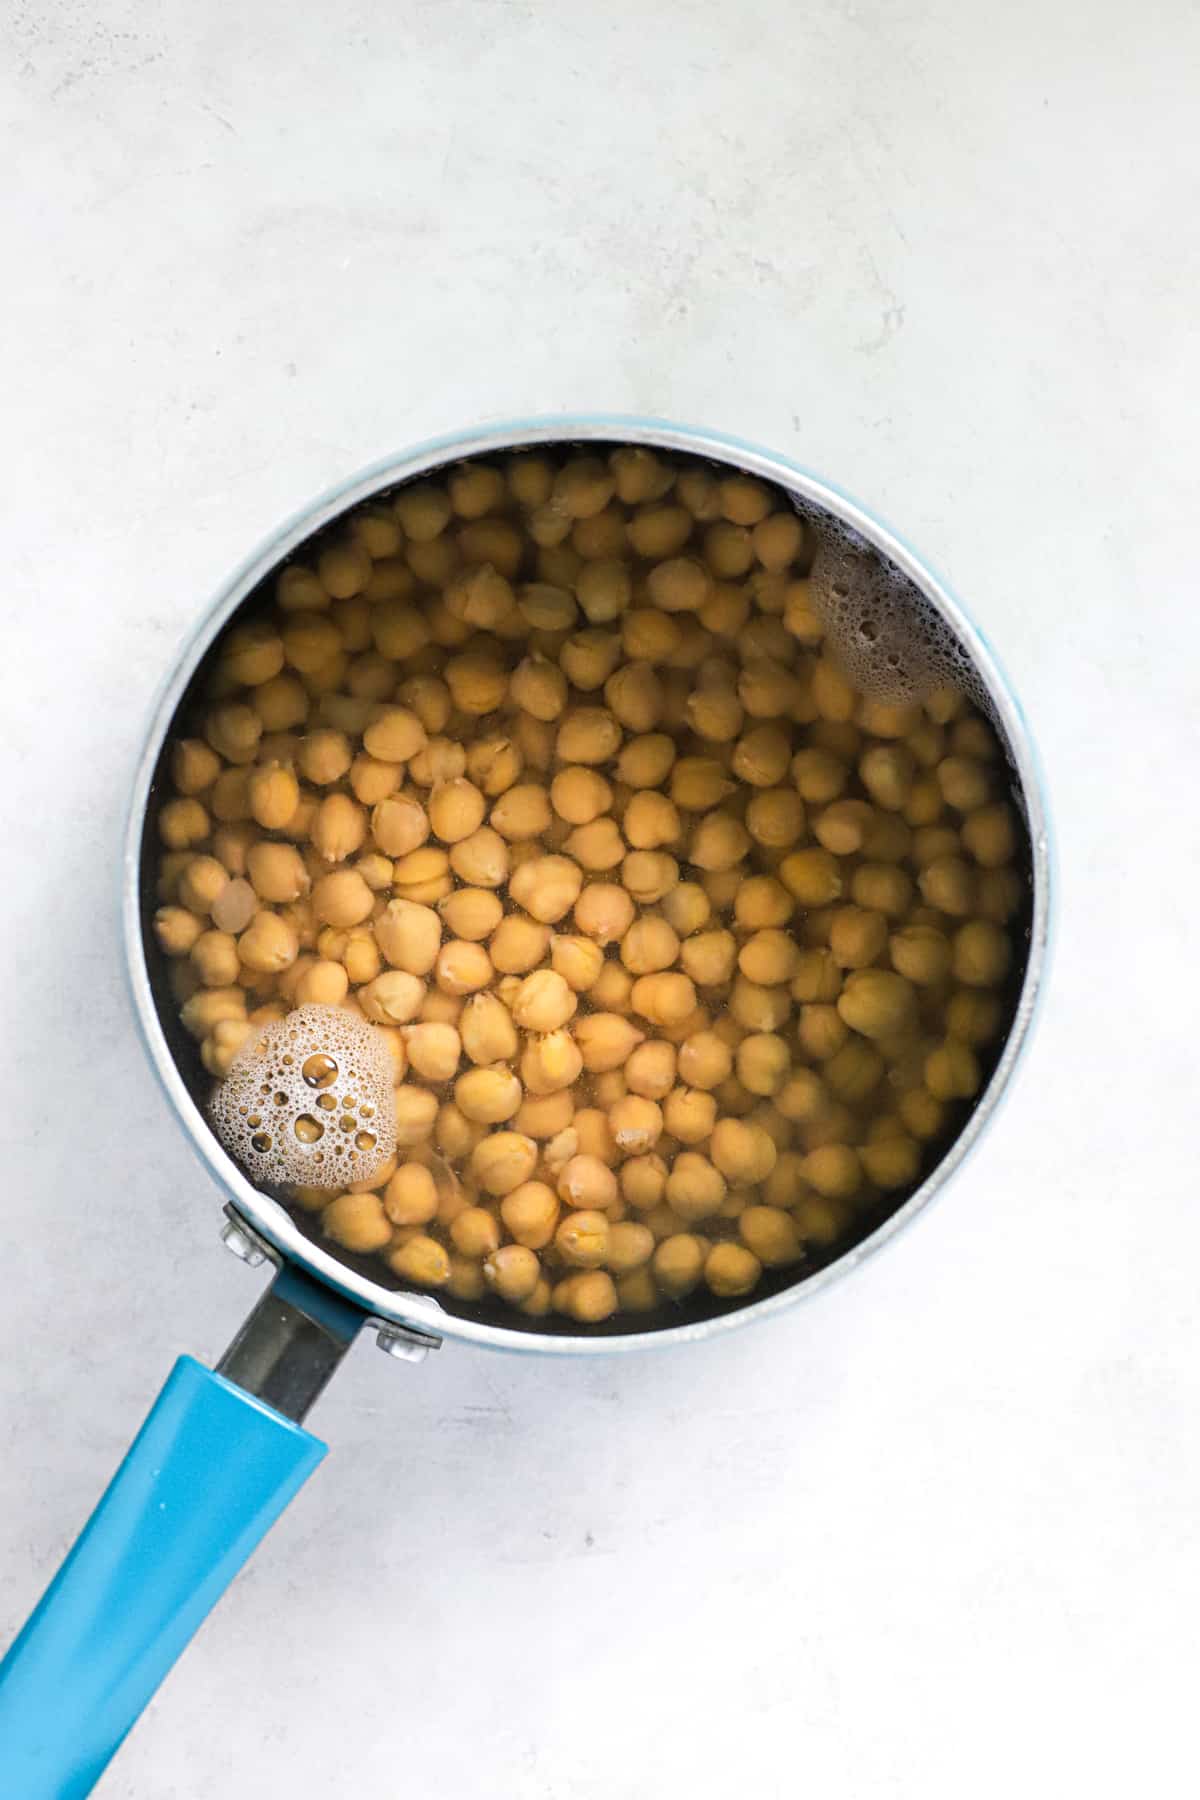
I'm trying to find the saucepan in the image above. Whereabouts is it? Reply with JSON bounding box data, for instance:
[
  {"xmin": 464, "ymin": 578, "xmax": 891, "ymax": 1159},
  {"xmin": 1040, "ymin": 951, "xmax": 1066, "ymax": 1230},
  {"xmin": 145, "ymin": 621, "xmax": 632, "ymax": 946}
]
[{"xmin": 0, "ymin": 417, "xmax": 1051, "ymax": 1797}]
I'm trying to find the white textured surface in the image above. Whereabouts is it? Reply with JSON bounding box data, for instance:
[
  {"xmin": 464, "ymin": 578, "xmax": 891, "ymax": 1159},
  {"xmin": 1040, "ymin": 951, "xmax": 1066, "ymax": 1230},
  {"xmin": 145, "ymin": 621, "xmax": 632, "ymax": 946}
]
[{"xmin": 2, "ymin": 3, "xmax": 1196, "ymax": 1796}]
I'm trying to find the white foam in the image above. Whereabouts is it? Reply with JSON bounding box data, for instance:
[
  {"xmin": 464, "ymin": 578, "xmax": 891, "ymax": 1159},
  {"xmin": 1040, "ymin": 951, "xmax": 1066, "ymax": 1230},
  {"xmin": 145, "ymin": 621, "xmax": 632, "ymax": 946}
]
[
  {"xmin": 790, "ymin": 495, "xmax": 992, "ymax": 715},
  {"xmin": 210, "ymin": 1004, "xmax": 396, "ymax": 1189}
]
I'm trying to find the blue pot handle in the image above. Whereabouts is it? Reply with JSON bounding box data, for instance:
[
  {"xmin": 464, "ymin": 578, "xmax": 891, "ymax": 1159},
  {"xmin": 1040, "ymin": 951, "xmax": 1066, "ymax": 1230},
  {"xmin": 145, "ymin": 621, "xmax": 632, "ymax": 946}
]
[{"xmin": 0, "ymin": 1355, "xmax": 325, "ymax": 1798}]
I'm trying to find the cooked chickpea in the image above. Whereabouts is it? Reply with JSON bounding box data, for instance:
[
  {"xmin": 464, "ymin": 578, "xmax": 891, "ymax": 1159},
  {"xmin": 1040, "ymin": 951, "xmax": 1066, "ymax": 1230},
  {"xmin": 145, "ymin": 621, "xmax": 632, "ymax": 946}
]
[
  {"xmin": 889, "ymin": 925, "xmax": 951, "ymax": 987},
  {"xmin": 480, "ymin": 1244, "xmax": 539, "ymax": 1304},
  {"xmin": 471, "ymin": 1131, "xmax": 538, "ymax": 1196},
  {"xmin": 651, "ymin": 1233, "xmax": 704, "ymax": 1298},
  {"xmin": 437, "ymin": 888, "xmax": 503, "ymax": 943},
  {"xmin": 569, "ymin": 883, "xmax": 630, "ymax": 945},
  {"xmin": 454, "ymin": 1066, "xmax": 522, "ymax": 1125},
  {"xmin": 423, "ymin": 779, "xmax": 485, "ymax": 846},
  {"xmin": 568, "ymin": 1013, "xmax": 640, "ymax": 1074},
  {"xmin": 952, "ymin": 919, "xmax": 1012, "ymax": 987},
  {"xmin": 550, "ymin": 766, "xmax": 612, "ymax": 826},
  {"xmin": 779, "ymin": 847, "xmax": 843, "ymax": 906},
  {"xmin": 704, "ymin": 1242, "xmax": 762, "ymax": 1298},
  {"xmin": 555, "ymin": 1209, "xmax": 610, "ymax": 1269},
  {"xmin": 836, "ymin": 969, "xmax": 916, "ymax": 1039},
  {"xmin": 918, "ymin": 856, "xmax": 977, "ymax": 917},
  {"xmin": 449, "ymin": 827, "xmax": 509, "ymax": 889},
  {"xmin": 549, "ymin": 934, "xmax": 605, "ymax": 992},
  {"xmin": 358, "ymin": 971, "xmax": 425, "ymax": 1025},
  {"xmin": 383, "ymin": 1163, "xmax": 439, "ymax": 1227},
  {"xmin": 435, "ymin": 940, "xmax": 493, "ymax": 996},
  {"xmin": 735, "ymin": 1034, "xmax": 790, "ymax": 1098},
  {"xmin": 520, "ymin": 1029, "xmax": 583, "ymax": 1095},
  {"xmin": 323, "ymin": 1192, "xmax": 393, "ymax": 1253},
  {"xmin": 237, "ymin": 912, "xmax": 298, "ymax": 974},
  {"xmin": 489, "ymin": 914, "xmax": 550, "ymax": 975},
  {"xmin": 710, "ymin": 1118, "xmax": 777, "ymax": 1183},
  {"xmin": 558, "ymin": 816, "xmax": 619, "ymax": 872},
  {"xmin": 623, "ymin": 1040, "xmax": 677, "ymax": 1102},
  {"xmin": 630, "ymin": 971, "xmax": 697, "ymax": 1028},
  {"xmin": 609, "ymin": 1095, "xmax": 663, "ymax": 1155}
]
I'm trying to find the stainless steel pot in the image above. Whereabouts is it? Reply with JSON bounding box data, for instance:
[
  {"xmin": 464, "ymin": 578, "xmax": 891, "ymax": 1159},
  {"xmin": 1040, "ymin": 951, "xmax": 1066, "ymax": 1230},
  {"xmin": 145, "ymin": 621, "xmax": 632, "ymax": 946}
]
[{"xmin": 0, "ymin": 417, "xmax": 1050, "ymax": 1798}]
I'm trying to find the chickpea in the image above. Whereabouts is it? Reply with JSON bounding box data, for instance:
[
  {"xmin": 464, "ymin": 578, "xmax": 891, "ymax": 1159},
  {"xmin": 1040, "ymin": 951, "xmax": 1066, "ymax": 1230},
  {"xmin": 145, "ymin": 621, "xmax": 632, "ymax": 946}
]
[
  {"xmin": 486, "ymin": 784, "xmax": 549, "ymax": 846},
  {"xmin": 394, "ymin": 486, "xmax": 449, "ymax": 547},
  {"xmin": 291, "ymin": 733, "xmax": 348, "ymax": 796},
  {"xmin": 699, "ymin": 1242, "xmax": 760, "ymax": 1299},
  {"xmin": 674, "ymin": 929, "xmax": 732, "ymax": 989},
  {"xmin": 794, "ymin": 1145, "xmax": 858, "ymax": 1201},
  {"xmin": 613, "ymin": 1153, "xmax": 664, "ymax": 1212},
  {"xmin": 961, "ymin": 802, "xmax": 1016, "ymax": 868},
  {"xmin": 170, "ymin": 737, "xmax": 221, "ymax": 798},
  {"xmin": 596, "ymin": 1221, "xmax": 651, "ymax": 1278},
  {"xmin": 684, "ymin": 815, "xmax": 747, "ymax": 877},
  {"xmin": 467, "ymin": 1136, "xmax": 537, "ymax": 1204},
  {"xmin": 547, "ymin": 706, "xmax": 618, "ymax": 769},
  {"xmin": 616, "ymin": 852, "xmax": 676, "ymax": 908},
  {"xmin": 886, "ymin": 925, "xmax": 948, "ymax": 988},
  {"xmin": 733, "ymin": 929, "xmax": 797, "ymax": 989},
  {"xmin": 549, "ymin": 1153, "xmax": 615, "ymax": 1213},
  {"xmin": 824, "ymin": 1038, "xmax": 883, "ymax": 1105},
  {"xmin": 550, "ymin": 767, "xmax": 611, "ymax": 827},
  {"xmin": 204, "ymin": 701, "xmax": 264, "ymax": 769},
  {"xmin": 707, "ymin": 1118, "xmax": 776, "ymax": 1185},
  {"xmin": 555, "ymin": 1209, "xmax": 610, "ymax": 1270},
  {"xmin": 653, "ymin": 1233, "xmax": 706, "ymax": 1298},
  {"xmin": 617, "ymin": 1040, "xmax": 675, "ymax": 1104},
  {"xmin": 941, "ymin": 989, "xmax": 1001, "ymax": 1048},
  {"xmin": 913, "ymin": 826, "xmax": 962, "ymax": 868},
  {"xmin": 464, "ymin": 735, "xmax": 522, "ymax": 800},
  {"xmin": 500, "ymin": 854, "xmax": 583, "ymax": 930},
  {"xmin": 779, "ymin": 847, "xmax": 843, "ymax": 906},
  {"xmin": 667, "ymin": 757, "xmax": 733, "ymax": 812},
  {"xmin": 937, "ymin": 756, "xmax": 991, "ymax": 813},
  {"xmin": 952, "ymin": 919, "xmax": 1012, "ymax": 987},
  {"xmin": 155, "ymin": 905, "xmax": 207, "ymax": 958},
  {"xmin": 433, "ymin": 890, "xmax": 499, "ymax": 945},
  {"xmin": 557, "ymin": 819, "xmax": 619, "ymax": 874},
  {"xmin": 387, "ymin": 1234, "xmax": 451, "ymax": 1289},
  {"xmin": 435, "ymin": 940, "xmax": 493, "ymax": 996},
  {"xmin": 548, "ymin": 934, "xmax": 604, "ymax": 993},
  {"xmin": 657, "ymin": 1088, "xmax": 713, "ymax": 1148},
  {"xmin": 370, "ymin": 898, "xmax": 439, "ymax": 975},
  {"xmin": 573, "ymin": 558, "xmax": 629, "ymax": 625},
  {"xmin": 158, "ymin": 798, "xmax": 210, "ymax": 851},
  {"xmin": 729, "ymin": 1033, "xmax": 786, "ymax": 1099},
  {"xmin": 382, "ymin": 1163, "xmax": 439, "ymax": 1227},
  {"xmin": 630, "ymin": 971, "xmax": 697, "ymax": 1028},
  {"xmin": 188, "ymin": 927, "xmax": 241, "ymax": 989},
  {"xmin": 519, "ymin": 1028, "xmax": 583, "ymax": 1095},
  {"xmin": 823, "ymin": 905, "xmax": 885, "ymax": 973},
  {"xmin": 236, "ymin": 912, "xmax": 297, "ymax": 974},
  {"xmin": 727, "ymin": 976, "xmax": 787, "ymax": 1034},
  {"xmin": 292, "ymin": 958, "xmax": 349, "ymax": 1007},
  {"xmin": 558, "ymin": 1269, "xmax": 619, "ymax": 1323},
  {"xmin": 977, "ymin": 868, "xmax": 1024, "ymax": 924},
  {"xmin": 486, "ymin": 914, "xmax": 549, "ymax": 976},
  {"xmin": 606, "ymin": 1095, "xmax": 661, "ymax": 1155},
  {"xmin": 836, "ymin": 969, "xmax": 915, "ymax": 1039},
  {"xmin": 924, "ymin": 1038, "xmax": 982, "ymax": 1102},
  {"xmin": 856, "ymin": 1133, "xmax": 919, "ymax": 1190},
  {"xmin": 478, "ymin": 1244, "xmax": 538, "ymax": 1305},
  {"xmin": 322, "ymin": 1192, "xmax": 393, "ymax": 1254},
  {"xmin": 358, "ymin": 971, "xmax": 424, "ymax": 1025},
  {"xmin": 495, "ymin": 1181, "xmax": 558, "ymax": 1252},
  {"xmin": 566, "ymin": 883, "xmax": 629, "ymax": 946},
  {"xmin": 743, "ymin": 789, "xmax": 803, "ymax": 851},
  {"xmin": 601, "ymin": 662, "xmax": 661, "ymax": 735},
  {"xmin": 455, "ymin": 1067, "xmax": 523, "ymax": 1125},
  {"xmin": 670, "ymin": 1030, "xmax": 730, "ymax": 1095},
  {"xmin": 859, "ymin": 744, "xmax": 915, "ymax": 812},
  {"xmin": 918, "ymin": 856, "xmax": 977, "ymax": 917},
  {"xmin": 449, "ymin": 827, "xmax": 509, "ymax": 890},
  {"xmin": 619, "ymin": 916, "xmax": 679, "ymax": 977},
  {"xmin": 686, "ymin": 679, "xmax": 743, "ymax": 744}
]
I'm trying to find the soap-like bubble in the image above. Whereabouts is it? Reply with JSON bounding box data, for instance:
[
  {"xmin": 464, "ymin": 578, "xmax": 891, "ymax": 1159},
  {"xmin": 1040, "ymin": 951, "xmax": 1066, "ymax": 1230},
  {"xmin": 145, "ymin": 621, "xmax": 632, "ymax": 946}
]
[
  {"xmin": 210, "ymin": 1004, "xmax": 396, "ymax": 1189},
  {"xmin": 789, "ymin": 495, "xmax": 992, "ymax": 716}
]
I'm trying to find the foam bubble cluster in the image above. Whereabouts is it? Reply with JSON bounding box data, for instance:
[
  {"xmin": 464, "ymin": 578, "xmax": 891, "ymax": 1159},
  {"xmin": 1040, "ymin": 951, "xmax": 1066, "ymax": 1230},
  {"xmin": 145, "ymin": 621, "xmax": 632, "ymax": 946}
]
[
  {"xmin": 210, "ymin": 1005, "xmax": 396, "ymax": 1189},
  {"xmin": 790, "ymin": 495, "xmax": 992, "ymax": 716}
]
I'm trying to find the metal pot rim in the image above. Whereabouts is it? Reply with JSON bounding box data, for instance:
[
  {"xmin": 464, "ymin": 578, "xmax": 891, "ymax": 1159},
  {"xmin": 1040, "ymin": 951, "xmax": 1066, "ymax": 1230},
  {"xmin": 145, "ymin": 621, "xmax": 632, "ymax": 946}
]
[{"xmin": 122, "ymin": 413, "xmax": 1052, "ymax": 1357}]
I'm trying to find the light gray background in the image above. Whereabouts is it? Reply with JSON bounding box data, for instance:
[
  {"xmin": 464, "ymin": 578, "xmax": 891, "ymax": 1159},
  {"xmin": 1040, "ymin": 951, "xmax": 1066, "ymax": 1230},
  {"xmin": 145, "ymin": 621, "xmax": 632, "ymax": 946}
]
[{"xmin": 2, "ymin": 2, "xmax": 1196, "ymax": 1796}]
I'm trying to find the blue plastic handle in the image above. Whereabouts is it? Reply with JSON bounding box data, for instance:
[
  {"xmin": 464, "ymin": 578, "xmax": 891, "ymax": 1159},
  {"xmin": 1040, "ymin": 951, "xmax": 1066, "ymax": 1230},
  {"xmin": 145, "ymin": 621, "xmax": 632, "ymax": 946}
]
[{"xmin": 0, "ymin": 1355, "xmax": 325, "ymax": 1798}]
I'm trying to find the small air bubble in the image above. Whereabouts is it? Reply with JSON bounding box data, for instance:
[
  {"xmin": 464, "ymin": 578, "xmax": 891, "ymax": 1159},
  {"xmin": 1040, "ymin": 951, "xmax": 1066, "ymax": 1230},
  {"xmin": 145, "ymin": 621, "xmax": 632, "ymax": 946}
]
[
  {"xmin": 294, "ymin": 1115, "xmax": 324, "ymax": 1144},
  {"xmin": 250, "ymin": 1131, "xmax": 272, "ymax": 1153}
]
